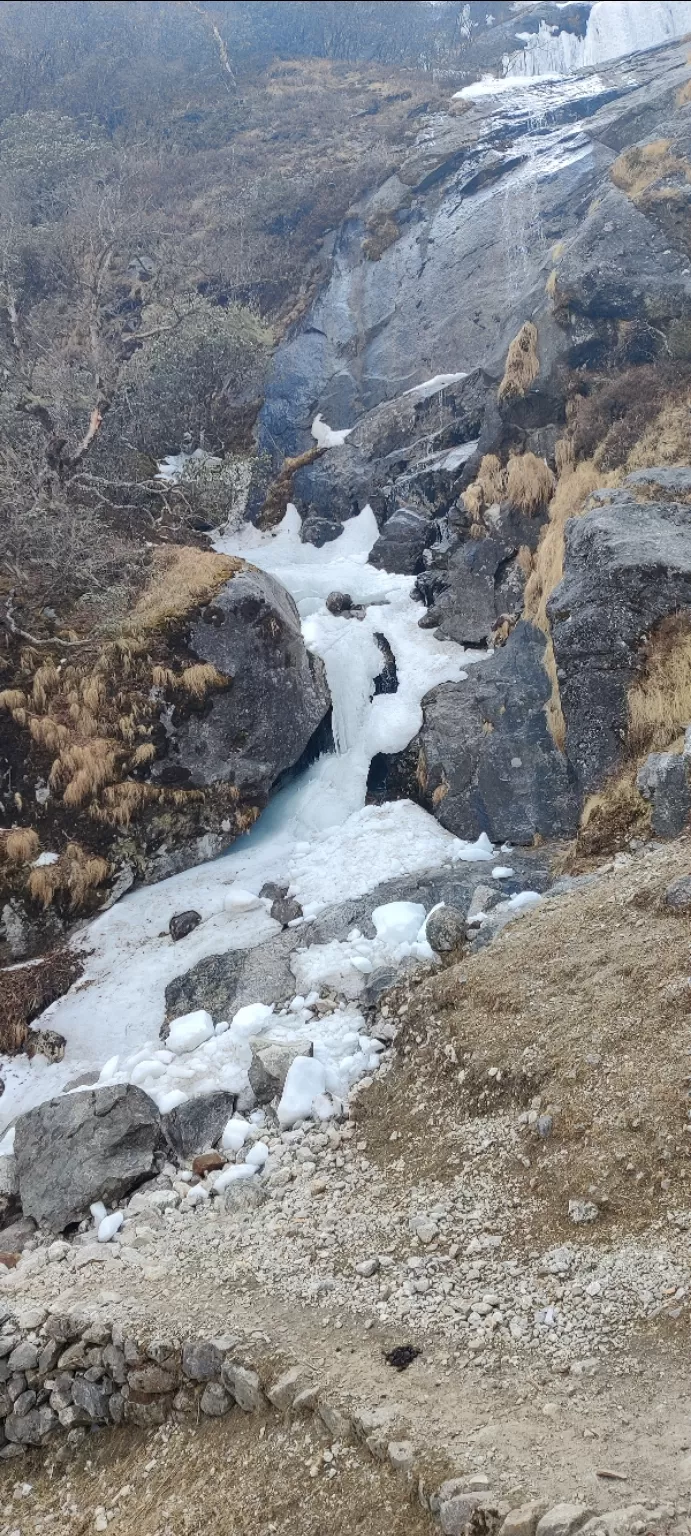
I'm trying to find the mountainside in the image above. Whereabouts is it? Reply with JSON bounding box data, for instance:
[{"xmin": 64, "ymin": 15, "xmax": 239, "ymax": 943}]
[{"xmin": 4, "ymin": 5, "xmax": 691, "ymax": 1527}]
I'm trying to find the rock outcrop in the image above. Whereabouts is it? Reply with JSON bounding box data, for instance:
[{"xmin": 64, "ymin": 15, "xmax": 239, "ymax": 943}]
[
  {"xmin": 549, "ymin": 490, "xmax": 691, "ymax": 792},
  {"xmin": 14, "ymin": 1086, "xmax": 162, "ymax": 1231},
  {"xmin": 400, "ymin": 622, "xmax": 580, "ymax": 845},
  {"xmin": 153, "ymin": 565, "xmax": 331, "ymax": 800}
]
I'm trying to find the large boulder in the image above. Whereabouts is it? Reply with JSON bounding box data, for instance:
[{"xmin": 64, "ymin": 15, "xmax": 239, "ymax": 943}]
[
  {"xmin": 155, "ymin": 565, "xmax": 331, "ymax": 800},
  {"xmin": 416, "ymin": 503, "xmax": 548, "ymax": 646},
  {"xmin": 368, "ymin": 508, "xmax": 437, "ymax": 575},
  {"xmin": 14, "ymin": 1085, "xmax": 161, "ymax": 1231},
  {"xmin": 404, "ymin": 621, "xmax": 580, "ymax": 844},
  {"xmin": 549, "ymin": 489, "xmax": 691, "ymax": 792}
]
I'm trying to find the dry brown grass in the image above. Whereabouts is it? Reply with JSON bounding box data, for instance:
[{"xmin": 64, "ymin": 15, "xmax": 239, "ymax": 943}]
[
  {"xmin": 461, "ymin": 453, "xmax": 506, "ymax": 520},
  {"xmin": 506, "ymin": 452, "xmax": 555, "ymax": 515},
  {"xmin": 50, "ymin": 740, "xmax": 118, "ymax": 807},
  {"xmin": 0, "ymin": 946, "xmax": 83, "ymax": 1055},
  {"xmin": 129, "ymin": 545, "xmax": 242, "ymax": 633},
  {"xmin": 497, "ymin": 322, "xmax": 540, "ymax": 402},
  {"xmin": 27, "ymin": 863, "xmax": 62, "ymax": 906},
  {"xmin": 0, "ymin": 689, "xmax": 26, "ymax": 712},
  {"xmin": 2, "ymin": 828, "xmax": 40, "ymax": 865},
  {"xmin": 179, "ymin": 662, "xmax": 229, "ymax": 698},
  {"xmin": 626, "ymin": 396, "xmax": 691, "ymax": 468},
  {"xmin": 611, "ymin": 139, "xmax": 686, "ymax": 202},
  {"xmin": 577, "ymin": 766, "xmax": 651, "ymax": 857},
  {"xmin": 132, "ymin": 741, "xmax": 156, "ymax": 766},
  {"xmin": 628, "ymin": 615, "xmax": 691, "ymax": 755}
]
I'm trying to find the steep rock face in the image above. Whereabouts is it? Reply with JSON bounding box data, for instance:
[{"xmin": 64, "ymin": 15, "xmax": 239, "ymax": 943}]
[
  {"xmin": 549, "ymin": 490, "xmax": 691, "ymax": 792},
  {"xmin": 155, "ymin": 566, "xmax": 331, "ymax": 800},
  {"xmin": 403, "ymin": 622, "xmax": 580, "ymax": 845},
  {"xmin": 415, "ymin": 503, "xmax": 547, "ymax": 646}
]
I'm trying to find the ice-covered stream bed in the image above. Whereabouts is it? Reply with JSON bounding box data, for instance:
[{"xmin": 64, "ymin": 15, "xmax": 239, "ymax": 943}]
[{"xmin": 0, "ymin": 501, "xmax": 516, "ymax": 1137}]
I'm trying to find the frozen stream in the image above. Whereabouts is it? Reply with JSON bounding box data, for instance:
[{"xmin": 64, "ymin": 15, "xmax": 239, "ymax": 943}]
[{"xmin": 0, "ymin": 500, "xmax": 495, "ymax": 1136}]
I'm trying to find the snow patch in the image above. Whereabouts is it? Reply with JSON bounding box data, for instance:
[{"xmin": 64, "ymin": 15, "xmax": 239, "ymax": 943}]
[{"xmin": 311, "ymin": 413, "xmax": 352, "ymax": 448}]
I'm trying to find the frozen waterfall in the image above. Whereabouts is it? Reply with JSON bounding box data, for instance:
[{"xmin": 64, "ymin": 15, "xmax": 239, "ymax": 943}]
[{"xmin": 506, "ymin": 1, "xmax": 691, "ymax": 78}]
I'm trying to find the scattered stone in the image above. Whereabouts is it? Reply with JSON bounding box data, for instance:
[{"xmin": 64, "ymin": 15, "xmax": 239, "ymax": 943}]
[
  {"xmin": 536, "ymin": 1507, "xmax": 594, "ymax": 1536},
  {"xmin": 326, "ymin": 592, "xmax": 353, "ymax": 615},
  {"xmin": 568, "ymin": 1200, "xmax": 599, "ymax": 1225},
  {"xmin": 181, "ymin": 1340, "xmax": 223, "ymax": 1382},
  {"xmin": 221, "ymin": 1362, "xmax": 264, "ymax": 1412},
  {"xmin": 267, "ymin": 1367, "xmax": 310, "ymax": 1412},
  {"xmin": 200, "ymin": 1382, "xmax": 232, "ymax": 1417},
  {"xmin": 664, "ymin": 875, "xmax": 691, "ymax": 910},
  {"xmin": 192, "ymin": 1152, "xmax": 225, "ymax": 1177},
  {"xmin": 388, "ymin": 1439, "xmax": 415, "ymax": 1473},
  {"xmin": 501, "ymin": 1503, "xmax": 549, "ymax": 1536},
  {"xmin": 162, "ymin": 1091, "xmax": 237, "ymax": 1158},
  {"xmin": 440, "ymin": 1493, "xmax": 498, "ymax": 1536},
  {"xmin": 270, "ymin": 896, "xmax": 303, "ymax": 926},
  {"xmin": 425, "ymin": 905, "xmax": 466, "ymax": 953},
  {"xmin": 318, "ymin": 1398, "xmax": 352, "ymax": 1441},
  {"xmin": 355, "ymin": 1258, "xmax": 379, "ymax": 1278},
  {"xmin": 169, "ymin": 910, "xmax": 202, "ymax": 942}
]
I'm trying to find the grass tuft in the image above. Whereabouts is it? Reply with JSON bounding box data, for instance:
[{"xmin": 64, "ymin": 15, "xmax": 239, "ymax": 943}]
[{"xmin": 498, "ymin": 322, "xmax": 539, "ymax": 401}]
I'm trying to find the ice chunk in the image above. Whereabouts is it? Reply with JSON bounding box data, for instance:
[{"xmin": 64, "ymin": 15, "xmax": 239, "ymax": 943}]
[
  {"xmin": 492, "ymin": 866, "xmax": 515, "ymax": 880},
  {"xmin": 156, "ymin": 1089, "xmax": 188, "ymax": 1114},
  {"xmin": 130, "ymin": 1059, "xmax": 167, "ymax": 1085},
  {"xmin": 311, "ymin": 413, "xmax": 352, "ymax": 449},
  {"xmin": 372, "ymin": 901, "xmax": 427, "ymax": 945},
  {"xmin": 506, "ymin": 890, "xmax": 542, "ymax": 911},
  {"xmin": 90, "ymin": 1201, "xmax": 107, "ymax": 1226},
  {"xmin": 230, "ymin": 1002, "xmax": 274, "ymax": 1040},
  {"xmin": 277, "ymin": 1056, "xmax": 327, "ymax": 1129},
  {"xmin": 98, "ymin": 1211, "xmax": 123, "ymax": 1243},
  {"xmin": 213, "ymin": 1163, "xmax": 257, "ymax": 1193},
  {"xmin": 223, "ymin": 886, "xmax": 263, "ymax": 914},
  {"xmin": 167, "ymin": 1010, "xmax": 214, "ymax": 1055},
  {"xmin": 98, "ymin": 1055, "xmax": 120, "ymax": 1083},
  {"xmin": 32, "ymin": 851, "xmax": 59, "ymax": 867},
  {"xmin": 184, "ymin": 1184, "xmax": 209, "ymax": 1207},
  {"xmin": 451, "ymin": 832, "xmax": 494, "ymax": 862},
  {"xmin": 0, "ymin": 1128, "xmax": 15, "ymax": 1157},
  {"xmin": 221, "ymin": 1116, "xmax": 249, "ymax": 1153},
  {"xmin": 245, "ymin": 1140, "xmax": 269, "ymax": 1168}
]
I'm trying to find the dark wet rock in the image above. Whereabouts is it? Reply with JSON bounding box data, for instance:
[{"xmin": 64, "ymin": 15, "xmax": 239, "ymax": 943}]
[
  {"xmin": 425, "ymin": 905, "xmax": 466, "ymax": 953},
  {"xmin": 637, "ymin": 753, "xmax": 691, "ymax": 838},
  {"xmin": 373, "ymin": 634, "xmax": 398, "ymax": 696},
  {"xmin": 14, "ymin": 1085, "xmax": 161, "ymax": 1232},
  {"xmin": 404, "ymin": 621, "xmax": 580, "ymax": 844},
  {"xmin": 162, "ymin": 1090, "xmax": 237, "ymax": 1158},
  {"xmin": 301, "ymin": 516, "xmax": 345, "ymax": 547},
  {"xmin": 368, "ymin": 508, "xmax": 436, "ymax": 575},
  {"xmin": 182, "ymin": 1340, "xmax": 223, "ymax": 1382},
  {"xmin": 550, "ymin": 490, "xmax": 691, "ymax": 793},
  {"xmin": 325, "ymin": 592, "xmax": 353, "ymax": 615},
  {"xmin": 156, "ymin": 565, "xmax": 330, "ymax": 801},
  {"xmin": 416, "ymin": 503, "xmax": 547, "ymax": 646},
  {"xmin": 169, "ymin": 910, "xmax": 202, "ymax": 942},
  {"xmin": 270, "ymin": 896, "xmax": 303, "ymax": 926}
]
